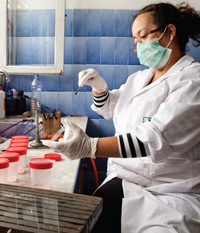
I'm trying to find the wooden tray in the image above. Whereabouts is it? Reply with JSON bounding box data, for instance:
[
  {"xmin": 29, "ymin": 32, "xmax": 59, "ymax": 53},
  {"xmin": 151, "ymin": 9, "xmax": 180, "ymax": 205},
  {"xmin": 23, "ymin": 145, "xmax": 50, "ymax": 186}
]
[{"xmin": 0, "ymin": 184, "xmax": 103, "ymax": 233}]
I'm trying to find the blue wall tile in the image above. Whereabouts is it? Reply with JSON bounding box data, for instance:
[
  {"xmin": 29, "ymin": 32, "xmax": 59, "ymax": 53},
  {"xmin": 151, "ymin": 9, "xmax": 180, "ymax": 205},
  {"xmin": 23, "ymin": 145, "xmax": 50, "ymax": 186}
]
[
  {"xmin": 64, "ymin": 37, "xmax": 73, "ymax": 64},
  {"xmin": 59, "ymin": 65, "xmax": 73, "ymax": 91},
  {"xmin": 101, "ymin": 10, "xmax": 115, "ymax": 37},
  {"xmin": 101, "ymin": 37, "xmax": 115, "ymax": 64},
  {"xmin": 73, "ymin": 37, "xmax": 87, "ymax": 64},
  {"xmin": 18, "ymin": 75, "xmax": 32, "ymax": 92},
  {"xmin": 73, "ymin": 10, "xmax": 86, "ymax": 37},
  {"xmin": 87, "ymin": 10, "xmax": 101, "ymax": 37},
  {"xmin": 115, "ymin": 10, "xmax": 130, "ymax": 37},
  {"xmin": 46, "ymin": 38, "xmax": 55, "ymax": 65},
  {"xmin": 87, "ymin": 38, "xmax": 100, "ymax": 64},
  {"xmin": 115, "ymin": 38, "xmax": 129, "ymax": 65},
  {"xmin": 44, "ymin": 75, "xmax": 59, "ymax": 92},
  {"xmin": 58, "ymin": 92, "xmax": 72, "ymax": 116},
  {"xmin": 65, "ymin": 10, "xmax": 73, "ymax": 37},
  {"xmin": 72, "ymin": 92, "xmax": 86, "ymax": 116},
  {"xmin": 45, "ymin": 92, "xmax": 58, "ymax": 112}
]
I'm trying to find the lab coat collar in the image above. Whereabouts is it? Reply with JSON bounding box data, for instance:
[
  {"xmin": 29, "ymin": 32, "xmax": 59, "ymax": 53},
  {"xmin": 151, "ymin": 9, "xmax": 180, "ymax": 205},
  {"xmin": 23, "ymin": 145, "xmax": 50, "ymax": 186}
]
[{"xmin": 136, "ymin": 55, "xmax": 195, "ymax": 96}]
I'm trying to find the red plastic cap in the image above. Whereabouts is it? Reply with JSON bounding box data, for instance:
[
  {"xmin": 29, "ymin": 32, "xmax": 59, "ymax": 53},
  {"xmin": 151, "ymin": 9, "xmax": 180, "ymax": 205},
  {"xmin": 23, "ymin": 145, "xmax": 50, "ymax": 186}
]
[
  {"xmin": 9, "ymin": 143, "xmax": 28, "ymax": 149},
  {"xmin": 11, "ymin": 139, "xmax": 29, "ymax": 143},
  {"xmin": 0, "ymin": 86, "xmax": 2, "ymax": 90},
  {"xmin": 7, "ymin": 147, "xmax": 27, "ymax": 155},
  {"xmin": 0, "ymin": 153, "xmax": 19, "ymax": 162},
  {"xmin": 29, "ymin": 158, "xmax": 53, "ymax": 170},
  {"xmin": 11, "ymin": 135, "xmax": 29, "ymax": 140},
  {"xmin": 44, "ymin": 153, "xmax": 61, "ymax": 161},
  {"xmin": 0, "ymin": 158, "xmax": 9, "ymax": 168}
]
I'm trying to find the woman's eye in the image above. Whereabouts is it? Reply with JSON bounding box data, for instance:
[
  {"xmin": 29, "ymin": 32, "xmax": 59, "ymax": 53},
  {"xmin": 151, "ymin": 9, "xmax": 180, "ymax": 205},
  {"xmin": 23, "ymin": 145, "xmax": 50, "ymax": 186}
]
[{"xmin": 141, "ymin": 34, "xmax": 147, "ymax": 39}]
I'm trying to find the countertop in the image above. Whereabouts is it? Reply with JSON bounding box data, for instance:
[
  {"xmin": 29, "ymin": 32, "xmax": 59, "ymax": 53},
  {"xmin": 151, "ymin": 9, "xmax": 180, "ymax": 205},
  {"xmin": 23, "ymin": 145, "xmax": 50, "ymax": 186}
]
[{"xmin": 0, "ymin": 116, "xmax": 88, "ymax": 193}]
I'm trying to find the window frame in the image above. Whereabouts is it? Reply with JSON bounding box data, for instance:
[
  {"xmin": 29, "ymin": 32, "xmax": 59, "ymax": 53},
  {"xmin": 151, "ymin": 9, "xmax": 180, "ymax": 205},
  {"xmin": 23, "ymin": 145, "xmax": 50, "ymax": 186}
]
[{"xmin": 0, "ymin": 0, "xmax": 65, "ymax": 75}]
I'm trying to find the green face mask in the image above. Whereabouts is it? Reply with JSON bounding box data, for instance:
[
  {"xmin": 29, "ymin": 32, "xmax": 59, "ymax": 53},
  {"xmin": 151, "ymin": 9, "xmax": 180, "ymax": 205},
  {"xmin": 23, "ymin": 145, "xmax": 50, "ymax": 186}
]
[{"xmin": 136, "ymin": 30, "xmax": 172, "ymax": 69}]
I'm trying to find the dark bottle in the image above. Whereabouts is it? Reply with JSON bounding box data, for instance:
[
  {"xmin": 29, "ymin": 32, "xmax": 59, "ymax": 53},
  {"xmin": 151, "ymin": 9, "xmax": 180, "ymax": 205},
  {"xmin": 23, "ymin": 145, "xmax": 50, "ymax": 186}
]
[
  {"xmin": 16, "ymin": 89, "xmax": 26, "ymax": 115},
  {"xmin": 6, "ymin": 90, "xmax": 16, "ymax": 116}
]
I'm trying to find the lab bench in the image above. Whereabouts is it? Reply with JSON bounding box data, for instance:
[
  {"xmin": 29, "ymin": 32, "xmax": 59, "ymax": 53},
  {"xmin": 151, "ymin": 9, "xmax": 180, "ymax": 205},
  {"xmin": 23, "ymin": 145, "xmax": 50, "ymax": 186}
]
[{"xmin": 0, "ymin": 116, "xmax": 103, "ymax": 233}]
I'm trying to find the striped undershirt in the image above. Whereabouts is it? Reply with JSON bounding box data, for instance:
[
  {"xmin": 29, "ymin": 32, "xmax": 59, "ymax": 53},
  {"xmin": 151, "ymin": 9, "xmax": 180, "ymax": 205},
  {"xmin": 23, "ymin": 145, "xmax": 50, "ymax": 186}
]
[
  {"xmin": 117, "ymin": 133, "xmax": 147, "ymax": 158},
  {"xmin": 93, "ymin": 90, "xmax": 109, "ymax": 108}
]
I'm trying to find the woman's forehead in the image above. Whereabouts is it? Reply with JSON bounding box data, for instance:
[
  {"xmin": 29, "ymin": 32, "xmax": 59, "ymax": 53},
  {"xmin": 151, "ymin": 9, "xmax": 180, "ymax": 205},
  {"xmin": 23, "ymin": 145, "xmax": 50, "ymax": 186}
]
[{"xmin": 132, "ymin": 12, "xmax": 155, "ymax": 35}]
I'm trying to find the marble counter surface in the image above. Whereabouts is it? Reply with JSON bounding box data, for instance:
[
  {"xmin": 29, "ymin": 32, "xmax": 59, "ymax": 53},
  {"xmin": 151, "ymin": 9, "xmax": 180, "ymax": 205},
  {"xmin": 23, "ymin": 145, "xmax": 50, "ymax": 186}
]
[{"xmin": 0, "ymin": 116, "xmax": 88, "ymax": 193}]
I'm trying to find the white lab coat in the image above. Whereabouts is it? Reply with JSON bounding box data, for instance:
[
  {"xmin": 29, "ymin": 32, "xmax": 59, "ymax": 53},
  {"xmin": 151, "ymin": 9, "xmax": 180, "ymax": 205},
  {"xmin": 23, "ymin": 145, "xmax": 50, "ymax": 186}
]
[{"xmin": 92, "ymin": 55, "xmax": 200, "ymax": 232}]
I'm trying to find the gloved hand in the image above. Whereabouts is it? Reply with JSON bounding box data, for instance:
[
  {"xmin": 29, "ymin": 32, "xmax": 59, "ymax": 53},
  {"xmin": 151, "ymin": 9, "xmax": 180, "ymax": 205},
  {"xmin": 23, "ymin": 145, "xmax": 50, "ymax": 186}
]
[
  {"xmin": 78, "ymin": 68, "xmax": 107, "ymax": 93},
  {"xmin": 43, "ymin": 119, "xmax": 99, "ymax": 160}
]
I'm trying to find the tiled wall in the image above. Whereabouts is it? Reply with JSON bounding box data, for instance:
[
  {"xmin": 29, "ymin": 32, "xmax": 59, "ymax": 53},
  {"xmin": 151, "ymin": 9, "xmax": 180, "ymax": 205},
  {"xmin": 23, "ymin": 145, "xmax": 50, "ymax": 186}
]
[{"xmin": 8, "ymin": 9, "xmax": 200, "ymax": 139}]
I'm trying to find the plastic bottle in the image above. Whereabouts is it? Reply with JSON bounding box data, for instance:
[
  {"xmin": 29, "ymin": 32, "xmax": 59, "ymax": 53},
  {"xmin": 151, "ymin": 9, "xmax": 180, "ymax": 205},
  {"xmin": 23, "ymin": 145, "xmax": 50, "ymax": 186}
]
[
  {"xmin": 0, "ymin": 86, "xmax": 5, "ymax": 118},
  {"xmin": 16, "ymin": 89, "xmax": 26, "ymax": 115},
  {"xmin": 31, "ymin": 75, "xmax": 42, "ymax": 117},
  {"xmin": 6, "ymin": 89, "xmax": 16, "ymax": 116}
]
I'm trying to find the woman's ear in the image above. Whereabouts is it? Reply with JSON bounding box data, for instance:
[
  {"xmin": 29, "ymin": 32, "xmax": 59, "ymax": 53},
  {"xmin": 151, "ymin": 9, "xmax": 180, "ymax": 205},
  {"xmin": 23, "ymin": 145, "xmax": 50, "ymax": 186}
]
[{"xmin": 167, "ymin": 24, "xmax": 176, "ymax": 41}]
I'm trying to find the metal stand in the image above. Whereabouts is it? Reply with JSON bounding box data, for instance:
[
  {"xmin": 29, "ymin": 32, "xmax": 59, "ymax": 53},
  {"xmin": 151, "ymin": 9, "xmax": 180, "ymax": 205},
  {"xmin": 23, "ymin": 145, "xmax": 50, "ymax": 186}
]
[{"xmin": 30, "ymin": 110, "xmax": 43, "ymax": 147}]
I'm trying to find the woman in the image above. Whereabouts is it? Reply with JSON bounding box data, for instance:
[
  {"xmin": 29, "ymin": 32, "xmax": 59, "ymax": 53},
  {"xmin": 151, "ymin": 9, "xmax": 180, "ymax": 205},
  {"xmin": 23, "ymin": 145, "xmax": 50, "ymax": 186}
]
[{"xmin": 44, "ymin": 2, "xmax": 200, "ymax": 232}]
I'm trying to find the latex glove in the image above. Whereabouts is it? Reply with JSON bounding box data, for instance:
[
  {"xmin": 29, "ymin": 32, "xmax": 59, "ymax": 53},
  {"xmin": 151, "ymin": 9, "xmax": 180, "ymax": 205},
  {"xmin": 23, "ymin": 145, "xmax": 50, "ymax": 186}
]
[
  {"xmin": 43, "ymin": 119, "xmax": 98, "ymax": 160},
  {"xmin": 78, "ymin": 68, "xmax": 107, "ymax": 93}
]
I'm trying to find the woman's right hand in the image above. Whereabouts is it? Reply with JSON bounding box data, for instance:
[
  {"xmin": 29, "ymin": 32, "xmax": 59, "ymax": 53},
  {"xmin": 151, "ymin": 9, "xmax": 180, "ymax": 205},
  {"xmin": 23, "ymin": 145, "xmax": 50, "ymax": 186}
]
[{"xmin": 78, "ymin": 68, "xmax": 107, "ymax": 94}]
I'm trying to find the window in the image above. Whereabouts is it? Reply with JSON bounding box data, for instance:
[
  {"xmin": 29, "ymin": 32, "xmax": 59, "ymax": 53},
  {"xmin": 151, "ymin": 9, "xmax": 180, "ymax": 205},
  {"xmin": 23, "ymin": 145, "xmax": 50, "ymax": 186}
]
[{"xmin": 0, "ymin": 0, "xmax": 65, "ymax": 75}]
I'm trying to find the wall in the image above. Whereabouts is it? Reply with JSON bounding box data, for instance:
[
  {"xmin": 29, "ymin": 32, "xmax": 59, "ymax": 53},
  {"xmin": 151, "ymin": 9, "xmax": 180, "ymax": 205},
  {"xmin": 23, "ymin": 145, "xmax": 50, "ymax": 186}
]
[{"xmin": 7, "ymin": 0, "xmax": 200, "ymax": 193}]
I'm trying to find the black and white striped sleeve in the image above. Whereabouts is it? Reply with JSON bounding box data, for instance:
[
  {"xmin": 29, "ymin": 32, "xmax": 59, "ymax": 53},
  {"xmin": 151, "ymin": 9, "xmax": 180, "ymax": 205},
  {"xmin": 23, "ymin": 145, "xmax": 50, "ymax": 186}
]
[
  {"xmin": 93, "ymin": 90, "xmax": 109, "ymax": 108},
  {"xmin": 117, "ymin": 133, "xmax": 147, "ymax": 158}
]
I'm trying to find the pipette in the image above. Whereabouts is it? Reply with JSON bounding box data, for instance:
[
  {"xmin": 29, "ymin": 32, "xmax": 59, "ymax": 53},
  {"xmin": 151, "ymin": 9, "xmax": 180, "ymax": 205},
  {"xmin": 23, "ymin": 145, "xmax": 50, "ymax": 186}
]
[{"xmin": 75, "ymin": 84, "xmax": 83, "ymax": 95}]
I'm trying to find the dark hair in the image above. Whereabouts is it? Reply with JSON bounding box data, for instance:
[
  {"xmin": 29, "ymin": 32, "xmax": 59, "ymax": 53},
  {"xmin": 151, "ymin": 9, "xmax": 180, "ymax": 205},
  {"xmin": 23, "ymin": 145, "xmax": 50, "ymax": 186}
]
[{"xmin": 134, "ymin": 2, "xmax": 200, "ymax": 53}]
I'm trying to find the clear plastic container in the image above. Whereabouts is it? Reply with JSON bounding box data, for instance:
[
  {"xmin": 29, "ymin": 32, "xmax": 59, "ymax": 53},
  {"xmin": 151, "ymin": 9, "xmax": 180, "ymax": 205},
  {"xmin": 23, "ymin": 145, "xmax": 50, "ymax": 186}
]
[
  {"xmin": 7, "ymin": 147, "xmax": 27, "ymax": 174},
  {"xmin": 29, "ymin": 158, "xmax": 53, "ymax": 188},
  {"xmin": 0, "ymin": 158, "xmax": 9, "ymax": 182},
  {"xmin": 0, "ymin": 152, "xmax": 19, "ymax": 182}
]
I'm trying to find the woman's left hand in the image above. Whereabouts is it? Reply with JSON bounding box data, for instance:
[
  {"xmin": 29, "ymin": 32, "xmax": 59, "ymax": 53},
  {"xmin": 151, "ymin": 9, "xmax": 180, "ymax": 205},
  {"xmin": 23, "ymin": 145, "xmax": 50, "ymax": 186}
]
[{"xmin": 43, "ymin": 119, "xmax": 98, "ymax": 160}]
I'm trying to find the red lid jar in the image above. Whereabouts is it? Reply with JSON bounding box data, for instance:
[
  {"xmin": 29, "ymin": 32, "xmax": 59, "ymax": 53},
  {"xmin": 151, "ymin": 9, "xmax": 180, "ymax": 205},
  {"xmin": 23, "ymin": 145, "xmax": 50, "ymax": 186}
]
[
  {"xmin": 44, "ymin": 153, "xmax": 61, "ymax": 161},
  {"xmin": 0, "ymin": 158, "xmax": 9, "ymax": 169},
  {"xmin": 11, "ymin": 135, "xmax": 29, "ymax": 140},
  {"xmin": 0, "ymin": 152, "xmax": 19, "ymax": 162},
  {"xmin": 29, "ymin": 158, "xmax": 53, "ymax": 170},
  {"xmin": 9, "ymin": 143, "xmax": 28, "ymax": 149},
  {"xmin": 7, "ymin": 147, "xmax": 27, "ymax": 156}
]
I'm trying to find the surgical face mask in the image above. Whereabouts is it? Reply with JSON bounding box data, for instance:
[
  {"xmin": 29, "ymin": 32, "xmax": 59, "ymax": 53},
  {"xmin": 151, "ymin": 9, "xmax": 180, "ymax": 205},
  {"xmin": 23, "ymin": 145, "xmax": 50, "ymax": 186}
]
[{"xmin": 136, "ymin": 28, "xmax": 172, "ymax": 69}]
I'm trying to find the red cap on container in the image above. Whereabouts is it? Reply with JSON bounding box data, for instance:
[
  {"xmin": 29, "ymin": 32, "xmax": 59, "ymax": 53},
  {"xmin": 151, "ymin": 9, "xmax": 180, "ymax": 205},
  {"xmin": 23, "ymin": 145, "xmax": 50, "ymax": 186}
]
[
  {"xmin": 7, "ymin": 147, "xmax": 27, "ymax": 155},
  {"xmin": 44, "ymin": 153, "xmax": 61, "ymax": 161},
  {"xmin": 11, "ymin": 135, "xmax": 29, "ymax": 140},
  {"xmin": 0, "ymin": 158, "xmax": 9, "ymax": 168},
  {"xmin": 11, "ymin": 139, "xmax": 29, "ymax": 144},
  {"xmin": 9, "ymin": 143, "xmax": 28, "ymax": 149},
  {"xmin": 0, "ymin": 153, "xmax": 19, "ymax": 162},
  {"xmin": 29, "ymin": 158, "xmax": 53, "ymax": 170}
]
